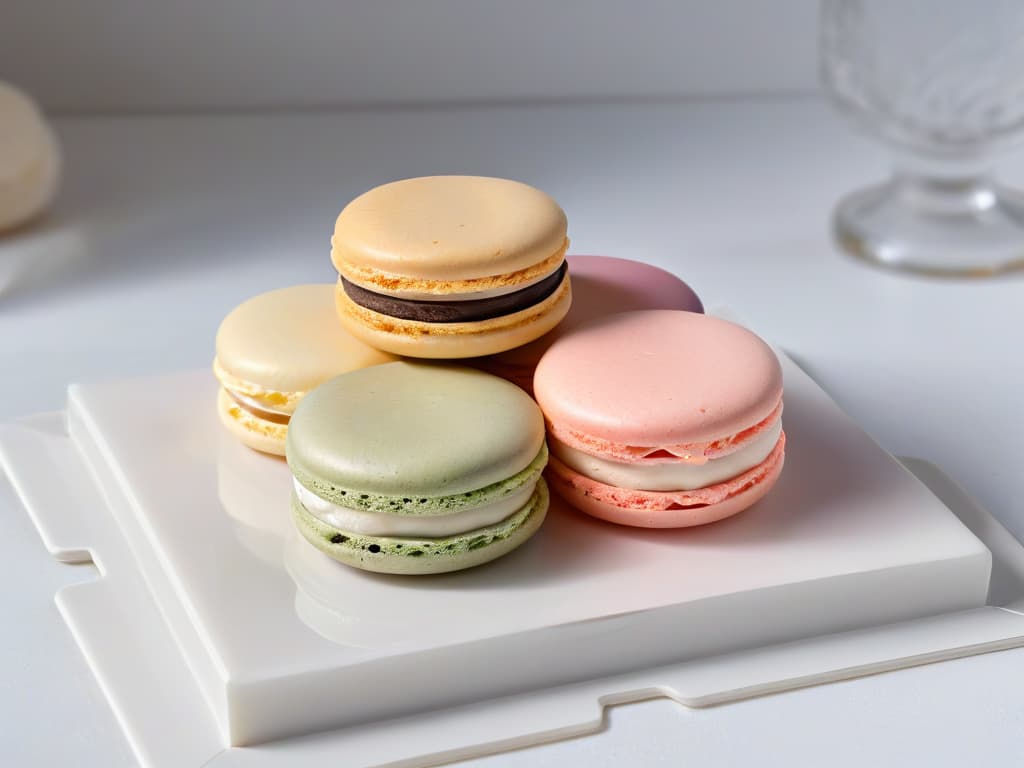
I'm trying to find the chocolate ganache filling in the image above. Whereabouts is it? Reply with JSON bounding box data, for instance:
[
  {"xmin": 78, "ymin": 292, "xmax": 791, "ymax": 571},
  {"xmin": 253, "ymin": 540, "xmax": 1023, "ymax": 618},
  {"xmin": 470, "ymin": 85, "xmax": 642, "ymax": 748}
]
[{"xmin": 341, "ymin": 261, "xmax": 567, "ymax": 323}]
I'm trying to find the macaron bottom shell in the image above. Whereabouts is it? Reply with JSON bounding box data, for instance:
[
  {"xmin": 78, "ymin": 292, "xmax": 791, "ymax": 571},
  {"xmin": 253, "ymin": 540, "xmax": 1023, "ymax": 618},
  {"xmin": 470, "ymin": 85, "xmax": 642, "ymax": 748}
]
[
  {"xmin": 292, "ymin": 477, "xmax": 549, "ymax": 575},
  {"xmin": 217, "ymin": 387, "xmax": 288, "ymax": 456},
  {"xmin": 334, "ymin": 273, "xmax": 572, "ymax": 359},
  {"xmin": 547, "ymin": 435, "xmax": 785, "ymax": 528}
]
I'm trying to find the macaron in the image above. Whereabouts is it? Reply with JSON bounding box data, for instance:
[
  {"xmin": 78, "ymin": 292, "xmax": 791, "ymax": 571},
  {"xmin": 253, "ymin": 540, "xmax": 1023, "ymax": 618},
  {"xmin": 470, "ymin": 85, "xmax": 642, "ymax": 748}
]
[
  {"xmin": 286, "ymin": 362, "xmax": 549, "ymax": 575},
  {"xmin": 473, "ymin": 255, "xmax": 704, "ymax": 392},
  {"xmin": 331, "ymin": 175, "xmax": 572, "ymax": 358},
  {"xmin": 534, "ymin": 310, "xmax": 784, "ymax": 528},
  {"xmin": 0, "ymin": 81, "xmax": 60, "ymax": 233},
  {"xmin": 214, "ymin": 284, "xmax": 397, "ymax": 456}
]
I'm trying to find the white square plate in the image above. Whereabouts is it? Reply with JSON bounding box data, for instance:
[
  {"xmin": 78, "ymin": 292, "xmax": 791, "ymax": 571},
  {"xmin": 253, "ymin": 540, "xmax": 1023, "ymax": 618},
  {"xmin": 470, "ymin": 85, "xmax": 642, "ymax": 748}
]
[{"xmin": 2, "ymin": 352, "xmax": 1023, "ymax": 767}]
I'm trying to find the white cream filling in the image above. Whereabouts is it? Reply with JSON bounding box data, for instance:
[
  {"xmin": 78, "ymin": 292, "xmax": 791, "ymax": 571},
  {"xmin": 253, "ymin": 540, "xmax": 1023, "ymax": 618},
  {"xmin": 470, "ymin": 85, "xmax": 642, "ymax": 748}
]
[
  {"xmin": 342, "ymin": 262, "xmax": 562, "ymax": 302},
  {"xmin": 227, "ymin": 388, "xmax": 294, "ymax": 417},
  {"xmin": 551, "ymin": 419, "xmax": 783, "ymax": 492},
  {"xmin": 293, "ymin": 477, "xmax": 537, "ymax": 537}
]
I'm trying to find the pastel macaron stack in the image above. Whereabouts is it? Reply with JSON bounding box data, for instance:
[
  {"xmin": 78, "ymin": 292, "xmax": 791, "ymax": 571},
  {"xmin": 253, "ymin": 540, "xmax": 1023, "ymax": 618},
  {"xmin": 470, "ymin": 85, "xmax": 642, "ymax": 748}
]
[
  {"xmin": 534, "ymin": 310, "xmax": 785, "ymax": 528},
  {"xmin": 331, "ymin": 175, "xmax": 572, "ymax": 358},
  {"xmin": 214, "ymin": 173, "xmax": 787, "ymax": 577},
  {"xmin": 214, "ymin": 176, "xmax": 573, "ymax": 575},
  {"xmin": 214, "ymin": 284, "xmax": 397, "ymax": 455},
  {"xmin": 473, "ymin": 255, "xmax": 704, "ymax": 393},
  {"xmin": 286, "ymin": 362, "xmax": 549, "ymax": 574}
]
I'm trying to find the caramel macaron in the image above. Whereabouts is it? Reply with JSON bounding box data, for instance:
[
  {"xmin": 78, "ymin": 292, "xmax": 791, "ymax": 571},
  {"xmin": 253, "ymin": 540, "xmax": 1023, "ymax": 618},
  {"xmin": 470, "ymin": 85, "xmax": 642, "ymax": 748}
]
[{"xmin": 331, "ymin": 176, "xmax": 572, "ymax": 358}]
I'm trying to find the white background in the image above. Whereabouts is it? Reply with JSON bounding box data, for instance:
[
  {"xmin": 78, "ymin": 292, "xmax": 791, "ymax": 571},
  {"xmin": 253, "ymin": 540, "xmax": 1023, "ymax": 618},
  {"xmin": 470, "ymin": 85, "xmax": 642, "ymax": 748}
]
[{"xmin": 1, "ymin": 1, "xmax": 818, "ymax": 112}]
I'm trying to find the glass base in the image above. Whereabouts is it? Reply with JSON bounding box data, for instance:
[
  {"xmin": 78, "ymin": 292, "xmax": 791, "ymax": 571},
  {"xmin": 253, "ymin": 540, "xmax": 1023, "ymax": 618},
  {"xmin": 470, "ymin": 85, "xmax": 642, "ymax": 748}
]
[{"xmin": 833, "ymin": 176, "xmax": 1024, "ymax": 277}]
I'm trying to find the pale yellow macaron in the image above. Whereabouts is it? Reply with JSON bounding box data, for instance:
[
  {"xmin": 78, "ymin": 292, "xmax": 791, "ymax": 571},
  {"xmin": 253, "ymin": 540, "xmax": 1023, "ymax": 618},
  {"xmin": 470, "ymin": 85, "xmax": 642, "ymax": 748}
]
[
  {"xmin": 331, "ymin": 175, "xmax": 572, "ymax": 358},
  {"xmin": 214, "ymin": 284, "xmax": 398, "ymax": 455},
  {"xmin": 0, "ymin": 81, "xmax": 61, "ymax": 233}
]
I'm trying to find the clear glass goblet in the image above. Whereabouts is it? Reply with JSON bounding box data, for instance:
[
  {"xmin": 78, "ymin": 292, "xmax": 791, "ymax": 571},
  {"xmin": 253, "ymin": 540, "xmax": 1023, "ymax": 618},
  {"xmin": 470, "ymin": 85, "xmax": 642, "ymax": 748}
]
[{"xmin": 820, "ymin": 0, "xmax": 1024, "ymax": 276}]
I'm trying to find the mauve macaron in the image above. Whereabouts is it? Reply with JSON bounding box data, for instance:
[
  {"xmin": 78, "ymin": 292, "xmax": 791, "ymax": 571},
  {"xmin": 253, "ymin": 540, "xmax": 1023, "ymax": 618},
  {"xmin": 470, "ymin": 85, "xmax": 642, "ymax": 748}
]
[
  {"xmin": 534, "ymin": 310, "xmax": 784, "ymax": 528},
  {"xmin": 473, "ymin": 255, "xmax": 703, "ymax": 392}
]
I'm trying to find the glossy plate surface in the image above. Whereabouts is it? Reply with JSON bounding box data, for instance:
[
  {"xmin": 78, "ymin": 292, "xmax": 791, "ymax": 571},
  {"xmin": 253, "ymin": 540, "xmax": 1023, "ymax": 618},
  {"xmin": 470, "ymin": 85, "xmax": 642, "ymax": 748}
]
[{"xmin": 1, "ymin": 349, "xmax": 1019, "ymax": 766}]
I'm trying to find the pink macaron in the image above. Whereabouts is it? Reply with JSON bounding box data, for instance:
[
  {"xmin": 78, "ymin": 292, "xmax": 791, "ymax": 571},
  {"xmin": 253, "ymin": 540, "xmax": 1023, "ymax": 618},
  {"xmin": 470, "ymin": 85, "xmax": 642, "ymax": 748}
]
[
  {"xmin": 473, "ymin": 255, "xmax": 703, "ymax": 393},
  {"xmin": 533, "ymin": 310, "xmax": 784, "ymax": 528}
]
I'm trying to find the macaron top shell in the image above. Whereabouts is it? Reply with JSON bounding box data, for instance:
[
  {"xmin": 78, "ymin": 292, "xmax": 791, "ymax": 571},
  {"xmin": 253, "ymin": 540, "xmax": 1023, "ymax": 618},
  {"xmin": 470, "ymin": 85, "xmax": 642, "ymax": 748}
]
[
  {"xmin": 287, "ymin": 362, "xmax": 545, "ymax": 497},
  {"xmin": 534, "ymin": 310, "xmax": 782, "ymax": 452},
  {"xmin": 215, "ymin": 284, "xmax": 397, "ymax": 398},
  {"xmin": 557, "ymin": 255, "xmax": 703, "ymax": 332},
  {"xmin": 331, "ymin": 176, "xmax": 568, "ymax": 284}
]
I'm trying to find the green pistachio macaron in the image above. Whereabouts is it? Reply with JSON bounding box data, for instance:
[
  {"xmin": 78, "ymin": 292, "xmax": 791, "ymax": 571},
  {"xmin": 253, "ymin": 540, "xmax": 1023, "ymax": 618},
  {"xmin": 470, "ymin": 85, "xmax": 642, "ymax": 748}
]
[{"xmin": 286, "ymin": 362, "xmax": 549, "ymax": 575}]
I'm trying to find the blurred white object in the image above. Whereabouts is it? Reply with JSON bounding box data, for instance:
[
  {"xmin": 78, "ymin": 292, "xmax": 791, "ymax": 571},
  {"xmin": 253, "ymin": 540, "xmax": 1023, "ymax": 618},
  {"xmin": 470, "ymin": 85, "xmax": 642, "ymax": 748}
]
[
  {"xmin": 0, "ymin": 81, "xmax": 61, "ymax": 233},
  {"xmin": 821, "ymin": 0, "xmax": 1024, "ymax": 276}
]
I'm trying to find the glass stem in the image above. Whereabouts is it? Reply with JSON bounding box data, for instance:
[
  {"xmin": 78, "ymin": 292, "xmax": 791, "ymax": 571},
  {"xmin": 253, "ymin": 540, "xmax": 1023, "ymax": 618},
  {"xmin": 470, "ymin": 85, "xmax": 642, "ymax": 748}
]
[{"xmin": 891, "ymin": 166, "xmax": 998, "ymax": 218}]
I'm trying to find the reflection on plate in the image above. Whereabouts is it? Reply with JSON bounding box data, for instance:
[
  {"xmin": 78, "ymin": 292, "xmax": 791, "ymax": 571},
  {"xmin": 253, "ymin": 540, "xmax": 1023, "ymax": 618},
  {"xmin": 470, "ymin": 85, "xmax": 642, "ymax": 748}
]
[
  {"xmin": 217, "ymin": 430, "xmax": 291, "ymax": 565},
  {"xmin": 282, "ymin": 496, "xmax": 614, "ymax": 651}
]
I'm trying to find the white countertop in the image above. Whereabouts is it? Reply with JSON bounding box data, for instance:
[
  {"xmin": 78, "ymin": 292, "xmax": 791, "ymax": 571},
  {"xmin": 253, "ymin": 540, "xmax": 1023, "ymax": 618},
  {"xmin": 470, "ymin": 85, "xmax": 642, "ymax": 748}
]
[{"xmin": 2, "ymin": 97, "xmax": 1023, "ymax": 767}]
